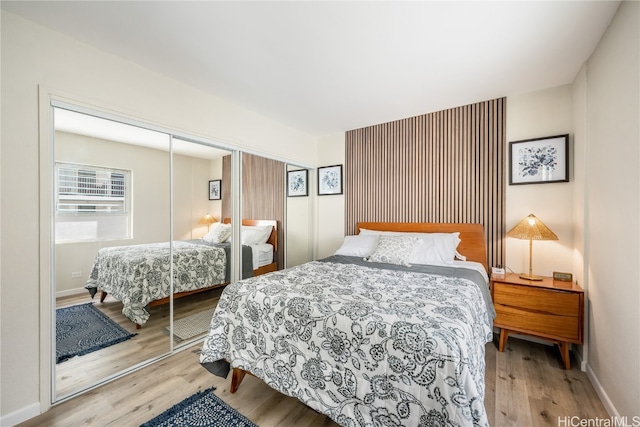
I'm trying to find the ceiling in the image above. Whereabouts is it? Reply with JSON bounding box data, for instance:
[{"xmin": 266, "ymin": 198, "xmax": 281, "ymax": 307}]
[{"xmin": 2, "ymin": 1, "xmax": 620, "ymax": 136}]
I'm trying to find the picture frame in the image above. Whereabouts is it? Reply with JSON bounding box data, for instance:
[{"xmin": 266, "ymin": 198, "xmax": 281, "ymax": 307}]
[
  {"xmin": 287, "ymin": 169, "xmax": 308, "ymax": 197},
  {"xmin": 509, "ymin": 134, "xmax": 569, "ymax": 185},
  {"xmin": 208, "ymin": 179, "xmax": 221, "ymax": 200},
  {"xmin": 318, "ymin": 164, "xmax": 343, "ymax": 195}
]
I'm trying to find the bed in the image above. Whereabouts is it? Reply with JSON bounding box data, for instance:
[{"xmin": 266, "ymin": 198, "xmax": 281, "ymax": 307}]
[
  {"xmin": 199, "ymin": 222, "xmax": 495, "ymax": 426},
  {"xmin": 85, "ymin": 219, "xmax": 278, "ymax": 327}
]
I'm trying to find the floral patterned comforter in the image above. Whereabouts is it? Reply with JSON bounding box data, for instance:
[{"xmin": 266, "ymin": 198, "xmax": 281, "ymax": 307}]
[
  {"xmin": 85, "ymin": 241, "xmax": 227, "ymax": 325},
  {"xmin": 200, "ymin": 257, "xmax": 493, "ymax": 426}
]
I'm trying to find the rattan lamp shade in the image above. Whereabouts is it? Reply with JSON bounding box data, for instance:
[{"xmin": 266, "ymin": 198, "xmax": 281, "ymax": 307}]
[
  {"xmin": 200, "ymin": 213, "xmax": 218, "ymax": 231},
  {"xmin": 506, "ymin": 214, "xmax": 558, "ymax": 241},
  {"xmin": 506, "ymin": 214, "xmax": 558, "ymax": 280}
]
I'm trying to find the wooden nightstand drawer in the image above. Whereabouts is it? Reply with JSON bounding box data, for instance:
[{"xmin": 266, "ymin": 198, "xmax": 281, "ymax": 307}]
[
  {"xmin": 494, "ymin": 303, "xmax": 580, "ymax": 341},
  {"xmin": 493, "ymin": 283, "xmax": 580, "ymax": 317}
]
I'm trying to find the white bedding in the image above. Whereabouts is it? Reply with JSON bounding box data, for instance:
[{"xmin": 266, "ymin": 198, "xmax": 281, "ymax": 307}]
[
  {"xmin": 201, "ymin": 256, "xmax": 493, "ymax": 426},
  {"xmin": 250, "ymin": 243, "xmax": 273, "ymax": 269}
]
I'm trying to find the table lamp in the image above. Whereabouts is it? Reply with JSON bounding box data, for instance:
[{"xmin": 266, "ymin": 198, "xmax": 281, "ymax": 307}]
[
  {"xmin": 199, "ymin": 213, "xmax": 218, "ymax": 231},
  {"xmin": 506, "ymin": 214, "xmax": 558, "ymax": 280}
]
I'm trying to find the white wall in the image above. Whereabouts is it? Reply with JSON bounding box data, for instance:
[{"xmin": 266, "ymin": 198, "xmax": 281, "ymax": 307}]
[
  {"xmin": 315, "ymin": 133, "xmax": 346, "ymax": 259},
  {"xmin": 173, "ymin": 153, "xmax": 218, "ymax": 241},
  {"xmin": 286, "ymin": 166, "xmax": 314, "ymax": 268},
  {"xmin": 582, "ymin": 1, "xmax": 640, "ymax": 417},
  {"xmin": 0, "ymin": 11, "xmax": 317, "ymax": 423},
  {"xmin": 505, "ymin": 85, "xmax": 575, "ymax": 278}
]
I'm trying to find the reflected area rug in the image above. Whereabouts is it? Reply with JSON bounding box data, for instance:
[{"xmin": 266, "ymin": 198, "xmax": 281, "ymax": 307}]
[
  {"xmin": 141, "ymin": 387, "xmax": 257, "ymax": 427},
  {"xmin": 165, "ymin": 308, "xmax": 215, "ymax": 342},
  {"xmin": 56, "ymin": 302, "xmax": 136, "ymax": 364}
]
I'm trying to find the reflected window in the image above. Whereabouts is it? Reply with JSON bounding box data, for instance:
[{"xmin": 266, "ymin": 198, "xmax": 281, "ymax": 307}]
[{"xmin": 55, "ymin": 162, "xmax": 132, "ymax": 243}]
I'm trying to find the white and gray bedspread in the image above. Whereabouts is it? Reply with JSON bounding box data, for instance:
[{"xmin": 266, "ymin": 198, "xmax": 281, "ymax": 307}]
[
  {"xmin": 85, "ymin": 240, "xmax": 227, "ymax": 325},
  {"xmin": 200, "ymin": 255, "xmax": 495, "ymax": 426}
]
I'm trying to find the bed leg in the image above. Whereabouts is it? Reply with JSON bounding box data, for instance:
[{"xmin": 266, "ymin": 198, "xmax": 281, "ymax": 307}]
[
  {"xmin": 230, "ymin": 368, "xmax": 246, "ymax": 394},
  {"xmin": 100, "ymin": 291, "xmax": 108, "ymax": 303}
]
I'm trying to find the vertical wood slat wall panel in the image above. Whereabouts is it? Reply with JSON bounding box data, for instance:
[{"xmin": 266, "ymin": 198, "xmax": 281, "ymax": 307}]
[{"xmin": 345, "ymin": 98, "xmax": 506, "ymax": 269}]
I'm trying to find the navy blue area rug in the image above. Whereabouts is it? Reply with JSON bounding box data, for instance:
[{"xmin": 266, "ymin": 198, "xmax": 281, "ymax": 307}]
[
  {"xmin": 141, "ymin": 387, "xmax": 257, "ymax": 427},
  {"xmin": 56, "ymin": 302, "xmax": 136, "ymax": 364}
]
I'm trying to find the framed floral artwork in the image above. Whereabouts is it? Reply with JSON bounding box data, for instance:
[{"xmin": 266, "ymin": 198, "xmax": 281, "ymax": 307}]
[
  {"xmin": 509, "ymin": 134, "xmax": 569, "ymax": 185},
  {"xmin": 318, "ymin": 164, "xmax": 343, "ymax": 195},
  {"xmin": 287, "ymin": 169, "xmax": 308, "ymax": 197},
  {"xmin": 209, "ymin": 179, "xmax": 221, "ymax": 200}
]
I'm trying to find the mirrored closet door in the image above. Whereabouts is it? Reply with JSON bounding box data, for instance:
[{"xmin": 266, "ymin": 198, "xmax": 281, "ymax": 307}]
[
  {"xmin": 168, "ymin": 139, "xmax": 233, "ymax": 351},
  {"xmin": 52, "ymin": 106, "xmax": 242, "ymax": 401},
  {"xmin": 53, "ymin": 107, "xmax": 173, "ymax": 399}
]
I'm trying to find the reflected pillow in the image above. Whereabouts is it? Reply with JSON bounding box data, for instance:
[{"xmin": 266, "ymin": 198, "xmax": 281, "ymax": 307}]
[
  {"xmin": 203, "ymin": 223, "xmax": 231, "ymax": 243},
  {"xmin": 365, "ymin": 235, "xmax": 420, "ymax": 267},
  {"xmin": 334, "ymin": 235, "xmax": 379, "ymax": 257},
  {"xmin": 241, "ymin": 225, "xmax": 273, "ymax": 245}
]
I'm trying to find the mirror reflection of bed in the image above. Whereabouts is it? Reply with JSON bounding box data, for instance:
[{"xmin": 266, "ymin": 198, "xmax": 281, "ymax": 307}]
[
  {"xmin": 85, "ymin": 219, "xmax": 279, "ymax": 329},
  {"xmin": 56, "ymin": 217, "xmax": 279, "ymax": 397}
]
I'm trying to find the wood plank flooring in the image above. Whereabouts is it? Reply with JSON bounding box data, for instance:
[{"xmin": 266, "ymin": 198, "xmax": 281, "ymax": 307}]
[{"xmin": 20, "ymin": 333, "xmax": 608, "ymax": 427}]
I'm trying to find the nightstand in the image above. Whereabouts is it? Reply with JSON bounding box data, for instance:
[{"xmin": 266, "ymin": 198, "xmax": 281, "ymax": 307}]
[{"xmin": 490, "ymin": 273, "xmax": 584, "ymax": 369}]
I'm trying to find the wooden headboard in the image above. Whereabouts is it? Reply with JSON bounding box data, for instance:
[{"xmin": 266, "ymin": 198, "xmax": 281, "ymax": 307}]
[
  {"xmin": 356, "ymin": 222, "xmax": 487, "ymax": 272},
  {"xmin": 223, "ymin": 218, "xmax": 278, "ymax": 252}
]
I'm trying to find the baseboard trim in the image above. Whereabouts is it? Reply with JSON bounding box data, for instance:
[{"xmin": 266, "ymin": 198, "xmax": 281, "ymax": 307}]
[
  {"xmin": 1, "ymin": 402, "xmax": 41, "ymax": 427},
  {"xmin": 56, "ymin": 287, "xmax": 88, "ymax": 299},
  {"xmin": 586, "ymin": 364, "xmax": 619, "ymax": 417},
  {"xmin": 573, "ymin": 346, "xmax": 587, "ymax": 372}
]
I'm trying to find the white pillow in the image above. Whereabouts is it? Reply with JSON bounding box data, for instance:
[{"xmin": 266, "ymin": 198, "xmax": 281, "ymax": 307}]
[
  {"xmin": 414, "ymin": 232, "xmax": 460, "ymax": 265},
  {"xmin": 365, "ymin": 235, "xmax": 420, "ymax": 267},
  {"xmin": 359, "ymin": 228, "xmax": 460, "ymax": 265},
  {"xmin": 241, "ymin": 225, "xmax": 273, "ymax": 245},
  {"xmin": 203, "ymin": 223, "xmax": 231, "ymax": 243},
  {"xmin": 334, "ymin": 235, "xmax": 380, "ymax": 257}
]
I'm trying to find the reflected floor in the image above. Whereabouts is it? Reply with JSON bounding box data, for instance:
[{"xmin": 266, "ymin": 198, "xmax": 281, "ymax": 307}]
[{"xmin": 55, "ymin": 287, "xmax": 223, "ymax": 398}]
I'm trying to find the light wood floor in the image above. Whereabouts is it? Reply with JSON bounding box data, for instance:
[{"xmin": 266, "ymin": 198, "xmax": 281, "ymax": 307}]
[{"xmin": 21, "ymin": 335, "xmax": 608, "ymax": 427}]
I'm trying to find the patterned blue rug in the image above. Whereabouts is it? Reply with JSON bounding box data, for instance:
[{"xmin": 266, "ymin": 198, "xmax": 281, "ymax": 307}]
[
  {"xmin": 141, "ymin": 387, "xmax": 257, "ymax": 427},
  {"xmin": 56, "ymin": 302, "xmax": 136, "ymax": 364}
]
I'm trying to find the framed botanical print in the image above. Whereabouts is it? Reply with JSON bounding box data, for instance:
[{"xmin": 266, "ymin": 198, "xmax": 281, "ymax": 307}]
[
  {"xmin": 209, "ymin": 179, "xmax": 221, "ymax": 200},
  {"xmin": 318, "ymin": 164, "xmax": 343, "ymax": 195},
  {"xmin": 509, "ymin": 134, "xmax": 569, "ymax": 185},
  {"xmin": 287, "ymin": 169, "xmax": 308, "ymax": 197}
]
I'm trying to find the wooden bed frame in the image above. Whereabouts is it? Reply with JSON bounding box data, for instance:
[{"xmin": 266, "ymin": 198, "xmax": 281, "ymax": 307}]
[
  {"xmin": 229, "ymin": 221, "xmax": 488, "ymax": 393},
  {"xmin": 100, "ymin": 219, "xmax": 279, "ymax": 328}
]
